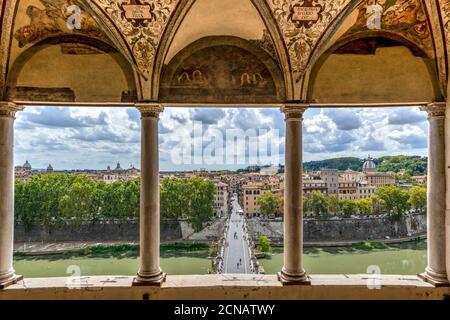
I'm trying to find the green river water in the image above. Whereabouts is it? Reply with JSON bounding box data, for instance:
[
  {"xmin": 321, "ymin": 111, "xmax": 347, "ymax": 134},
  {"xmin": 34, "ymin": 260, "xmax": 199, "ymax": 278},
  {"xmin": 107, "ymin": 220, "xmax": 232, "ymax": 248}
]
[{"xmin": 14, "ymin": 241, "xmax": 427, "ymax": 277}]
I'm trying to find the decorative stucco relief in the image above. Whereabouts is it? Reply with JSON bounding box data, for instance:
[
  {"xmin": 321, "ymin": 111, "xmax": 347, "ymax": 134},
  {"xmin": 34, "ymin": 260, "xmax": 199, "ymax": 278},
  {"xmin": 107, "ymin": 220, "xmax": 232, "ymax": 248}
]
[
  {"xmin": 268, "ymin": 0, "xmax": 351, "ymax": 73},
  {"xmin": 87, "ymin": 0, "xmax": 179, "ymax": 78},
  {"xmin": 344, "ymin": 0, "xmax": 434, "ymax": 58}
]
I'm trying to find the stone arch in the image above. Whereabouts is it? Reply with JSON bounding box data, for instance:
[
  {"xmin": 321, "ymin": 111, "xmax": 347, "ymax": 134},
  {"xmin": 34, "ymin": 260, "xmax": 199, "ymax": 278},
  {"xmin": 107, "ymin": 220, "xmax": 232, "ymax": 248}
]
[
  {"xmin": 307, "ymin": 32, "xmax": 442, "ymax": 104},
  {"xmin": 6, "ymin": 35, "xmax": 137, "ymax": 103},
  {"xmin": 152, "ymin": 0, "xmax": 293, "ymax": 101},
  {"xmin": 159, "ymin": 36, "xmax": 286, "ymax": 104}
]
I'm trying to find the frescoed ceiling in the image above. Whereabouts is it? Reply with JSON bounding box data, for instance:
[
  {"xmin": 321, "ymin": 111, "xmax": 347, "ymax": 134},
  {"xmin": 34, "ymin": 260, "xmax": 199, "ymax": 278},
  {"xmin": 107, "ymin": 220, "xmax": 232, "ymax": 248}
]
[
  {"xmin": 340, "ymin": 0, "xmax": 435, "ymax": 59},
  {"xmin": 1, "ymin": 0, "xmax": 450, "ymax": 102}
]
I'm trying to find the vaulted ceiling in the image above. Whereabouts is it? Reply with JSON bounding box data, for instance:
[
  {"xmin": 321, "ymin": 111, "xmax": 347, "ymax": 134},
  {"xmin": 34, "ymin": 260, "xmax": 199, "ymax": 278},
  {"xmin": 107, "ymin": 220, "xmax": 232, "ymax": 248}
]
[{"xmin": 1, "ymin": 0, "xmax": 449, "ymax": 103}]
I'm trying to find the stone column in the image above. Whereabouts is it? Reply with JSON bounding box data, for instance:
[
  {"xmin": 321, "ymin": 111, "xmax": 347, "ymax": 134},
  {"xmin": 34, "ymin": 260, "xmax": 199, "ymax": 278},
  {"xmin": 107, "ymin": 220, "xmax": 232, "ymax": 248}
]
[
  {"xmin": 133, "ymin": 103, "xmax": 166, "ymax": 286},
  {"xmin": 419, "ymin": 102, "xmax": 449, "ymax": 286},
  {"xmin": 278, "ymin": 104, "xmax": 310, "ymax": 285},
  {"xmin": 445, "ymin": 99, "xmax": 450, "ymax": 284},
  {"xmin": 0, "ymin": 102, "xmax": 24, "ymax": 289}
]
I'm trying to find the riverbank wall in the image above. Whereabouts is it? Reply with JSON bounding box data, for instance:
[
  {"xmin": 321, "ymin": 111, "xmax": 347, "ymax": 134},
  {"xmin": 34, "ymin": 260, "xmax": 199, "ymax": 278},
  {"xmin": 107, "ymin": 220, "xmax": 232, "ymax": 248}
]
[
  {"xmin": 14, "ymin": 214, "xmax": 426, "ymax": 244},
  {"xmin": 247, "ymin": 213, "xmax": 427, "ymax": 243},
  {"xmin": 14, "ymin": 218, "xmax": 227, "ymax": 243}
]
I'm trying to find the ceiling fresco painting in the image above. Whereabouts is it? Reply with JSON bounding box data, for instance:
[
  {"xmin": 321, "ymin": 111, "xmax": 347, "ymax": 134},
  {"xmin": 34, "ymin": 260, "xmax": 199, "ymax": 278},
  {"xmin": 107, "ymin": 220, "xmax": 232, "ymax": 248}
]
[
  {"xmin": 160, "ymin": 44, "xmax": 281, "ymax": 104},
  {"xmin": 342, "ymin": 0, "xmax": 434, "ymax": 58},
  {"xmin": 14, "ymin": 0, "xmax": 110, "ymax": 48}
]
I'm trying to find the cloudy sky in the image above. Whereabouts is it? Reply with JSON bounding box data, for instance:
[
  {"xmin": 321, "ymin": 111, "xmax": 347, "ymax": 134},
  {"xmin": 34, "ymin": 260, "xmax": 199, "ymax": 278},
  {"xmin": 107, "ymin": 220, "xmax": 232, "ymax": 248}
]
[{"xmin": 14, "ymin": 106, "xmax": 429, "ymax": 171}]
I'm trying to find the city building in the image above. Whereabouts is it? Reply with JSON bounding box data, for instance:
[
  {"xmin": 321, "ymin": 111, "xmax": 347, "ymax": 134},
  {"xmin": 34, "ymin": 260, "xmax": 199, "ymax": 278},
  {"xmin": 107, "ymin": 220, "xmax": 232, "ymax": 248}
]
[
  {"xmin": 411, "ymin": 175, "xmax": 427, "ymax": 184},
  {"xmin": 241, "ymin": 182, "xmax": 270, "ymax": 217},
  {"xmin": 213, "ymin": 180, "xmax": 229, "ymax": 217},
  {"xmin": 88, "ymin": 163, "xmax": 140, "ymax": 184},
  {"xmin": 365, "ymin": 172, "xmax": 396, "ymax": 188},
  {"xmin": 14, "ymin": 160, "xmax": 32, "ymax": 180},
  {"xmin": 46, "ymin": 164, "xmax": 54, "ymax": 173},
  {"xmin": 357, "ymin": 182, "xmax": 376, "ymax": 200},
  {"xmin": 320, "ymin": 169, "xmax": 339, "ymax": 194},
  {"xmin": 303, "ymin": 179, "xmax": 328, "ymax": 198},
  {"xmin": 338, "ymin": 180, "xmax": 359, "ymax": 201},
  {"xmin": 340, "ymin": 169, "xmax": 365, "ymax": 183}
]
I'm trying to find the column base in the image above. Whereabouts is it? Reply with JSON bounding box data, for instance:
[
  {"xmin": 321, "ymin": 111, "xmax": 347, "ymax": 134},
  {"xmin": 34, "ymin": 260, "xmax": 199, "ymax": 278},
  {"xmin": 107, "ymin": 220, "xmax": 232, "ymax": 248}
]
[
  {"xmin": 0, "ymin": 275, "xmax": 23, "ymax": 290},
  {"xmin": 133, "ymin": 271, "xmax": 166, "ymax": 287},
  {"xmin": 278, "ymin": 269, "xmax": 311, "ymax": 286},
  {"xmin": 418, "ymin": 268, "xmax": 449, "ymax": 287}
]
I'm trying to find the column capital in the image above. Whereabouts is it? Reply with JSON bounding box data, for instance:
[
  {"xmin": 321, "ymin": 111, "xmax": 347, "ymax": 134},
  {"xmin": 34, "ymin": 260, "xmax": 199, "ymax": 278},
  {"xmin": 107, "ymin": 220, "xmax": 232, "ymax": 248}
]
[
  {"xmin": 281, "ymin": 103, "xmax": 309, "ymax": 121},
  {"xmin": 135, "ymin": 103, "xmax": 164, "ymax": 119},
  {"xmin": 420, "ymin": 102, "xmax": 446, "ymax": 118},
  {"xmin": 0, "ymin": 102, "xmax": 24, "ymax": 118}
]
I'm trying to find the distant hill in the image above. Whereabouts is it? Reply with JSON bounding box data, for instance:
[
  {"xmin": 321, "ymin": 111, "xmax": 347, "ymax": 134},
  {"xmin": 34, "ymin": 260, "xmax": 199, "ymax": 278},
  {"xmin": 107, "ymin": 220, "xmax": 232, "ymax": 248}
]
[
  {"xmin": 375, "ymin": 155, "xmax": 427, "ymax": 176},
  {"xmin": 303, "ymin": 156, "xmax": 428, "ymax": 176},
  {"xmin": 303, "ymin": 157, "xmax": 363, "ymax": 172}
]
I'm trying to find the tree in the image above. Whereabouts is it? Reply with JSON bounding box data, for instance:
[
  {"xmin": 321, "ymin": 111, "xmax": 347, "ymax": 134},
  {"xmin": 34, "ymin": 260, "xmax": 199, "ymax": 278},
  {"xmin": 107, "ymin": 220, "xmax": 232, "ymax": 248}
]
[
  {"xmin": 160, "ymin": 178, "xmax": 188, "ymax": 220},
  {"xmin": 58, "ymin": 175, "xmax": 99, "ymax": 226},
  {"xmin": 408, "ymin": 185, "xmax": 427, "ymax": 213},
  {"xmin": 257, "ymin": 192, "xmax": 282, "ymax": 217},
  {"xmin": 161, "ymin": 177, "xmax": 214, "ymax": 230},
  {"xmin": 303, "ymin": 196, "xmax": 309, "ymax": 216},
  {"xmin": 371, "ymin": 194, "xmax": 385, "ymax": 215},
  {"xmin": 309, "ymin": 191, "xmax": 329, "ymax": 218},
  {"xmin": 341, "ymin": 200, "xmax": 357, "ymax": 217},
  {"xmin": 15, "ymin": 173, "xmax": 75, "ymax": 229},
  {"xmin": 355, "ymin": 199, "xmax": 373, "ymax": 215},
  {"xmin": 376, "ymin": 155, "xmax": 427, "ymax": 176},
  {"xmin": 184, "ymin": 178, "xmax": 215, "ymax": 232},
  {"xmin": 257, "ymin": 236, "xmax": 272, "ymax": 253},
  {"xmin": 276, "ymin": 196, "xmax": 284, "ymax": 216},
  {"xmin": 14, "ymin": 174, "xmax": 215, "ymax": 231},
  {"xmin": 327, "ymin": 194, "xmax": 340, "ymax": 215},
  {"xmin": 375, "ymin": 186, "xmax": 410, "ymax": 219}
]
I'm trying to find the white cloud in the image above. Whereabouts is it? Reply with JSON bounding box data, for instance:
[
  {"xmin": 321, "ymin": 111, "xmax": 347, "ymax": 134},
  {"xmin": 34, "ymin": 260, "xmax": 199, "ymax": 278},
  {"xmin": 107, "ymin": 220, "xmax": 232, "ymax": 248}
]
[{"xmin": 14, "ymin": 107, "xmax": 429, "ymax": 171}]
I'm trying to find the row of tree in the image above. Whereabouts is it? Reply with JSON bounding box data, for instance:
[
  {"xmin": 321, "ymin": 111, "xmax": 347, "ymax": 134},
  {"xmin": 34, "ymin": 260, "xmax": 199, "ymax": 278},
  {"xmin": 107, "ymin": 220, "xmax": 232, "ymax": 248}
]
[
  {"xmin": 256, "ymin": 185, "xmax": 427, "ymax": 219},
  {"xmin": 15, "ymin": 174, "xmax": 215, "ymax": 231}
]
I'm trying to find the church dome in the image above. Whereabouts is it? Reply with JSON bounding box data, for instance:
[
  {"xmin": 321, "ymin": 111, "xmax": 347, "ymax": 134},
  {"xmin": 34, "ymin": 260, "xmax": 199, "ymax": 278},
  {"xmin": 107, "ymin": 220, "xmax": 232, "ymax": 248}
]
[
  {"xmin": 23, "ymin": 160, "xmax": 31, "ymax": 169},
  {"xmin": 363, "ymin": 156, "xmax": 376, "ymax": 171}
]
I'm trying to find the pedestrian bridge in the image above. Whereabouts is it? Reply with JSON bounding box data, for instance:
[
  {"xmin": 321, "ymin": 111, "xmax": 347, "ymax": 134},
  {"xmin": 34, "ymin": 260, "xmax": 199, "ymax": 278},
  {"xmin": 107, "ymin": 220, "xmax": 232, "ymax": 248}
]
[{"xmin": 215, "ymin": 199, "xmax": 260, "ymax": 274}]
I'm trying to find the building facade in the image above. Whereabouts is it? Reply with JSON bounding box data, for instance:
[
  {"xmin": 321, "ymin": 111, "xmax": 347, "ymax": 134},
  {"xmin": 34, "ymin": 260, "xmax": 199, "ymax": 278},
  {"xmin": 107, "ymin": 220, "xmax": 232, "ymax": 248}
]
[
  {"xmin": 213, "ymin": 181, "xmax": 229, "ymax": 217},
  {"xmin": 320, "ymin": 169, "xmax": 339, "ymax": 195}
]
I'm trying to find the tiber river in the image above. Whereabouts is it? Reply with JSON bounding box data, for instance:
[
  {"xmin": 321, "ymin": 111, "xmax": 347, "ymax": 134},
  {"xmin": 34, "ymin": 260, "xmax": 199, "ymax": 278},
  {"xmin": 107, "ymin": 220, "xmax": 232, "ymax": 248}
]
[{"xmin": 14, "ymin": 241, "xmax": 427, "ymax": 277}]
